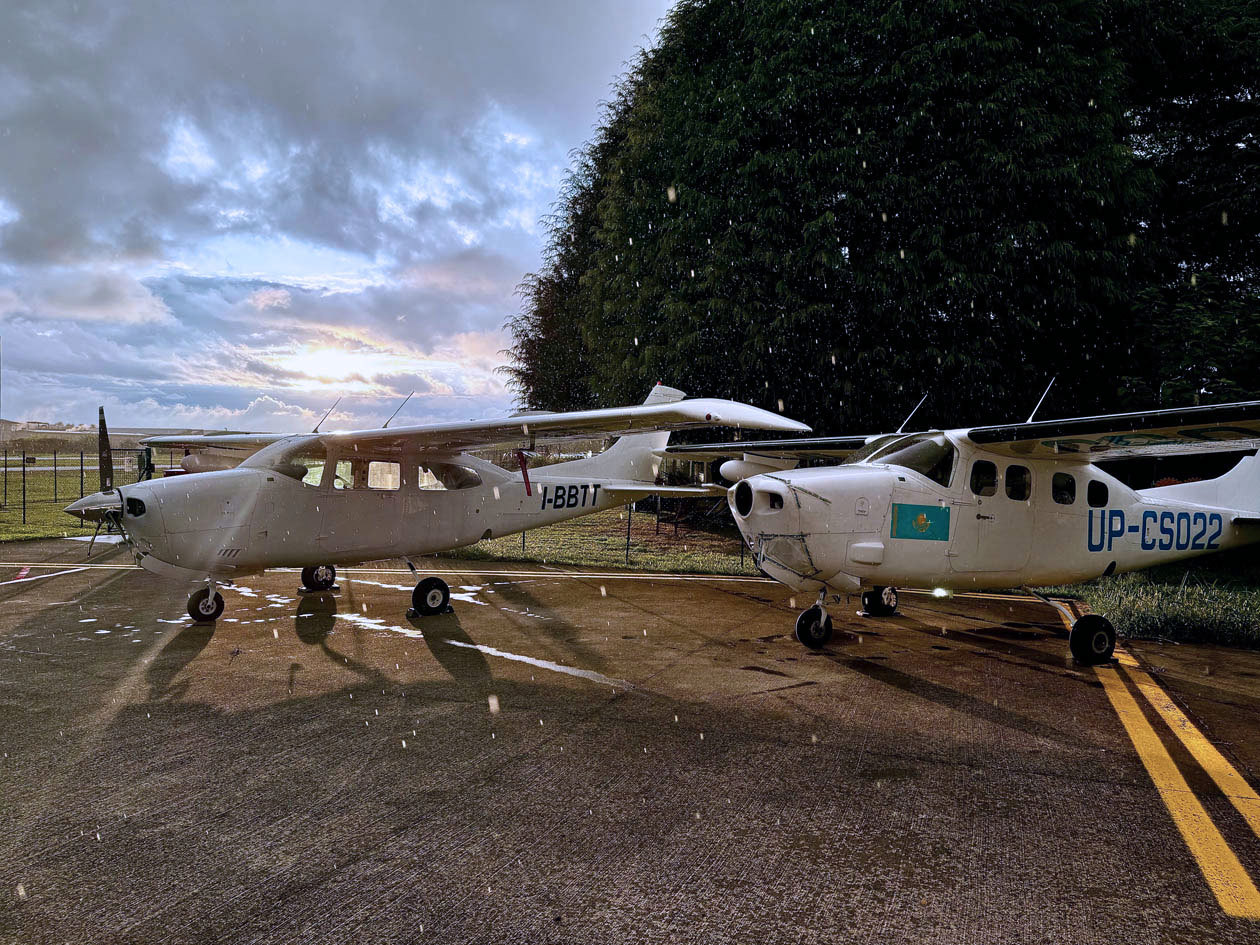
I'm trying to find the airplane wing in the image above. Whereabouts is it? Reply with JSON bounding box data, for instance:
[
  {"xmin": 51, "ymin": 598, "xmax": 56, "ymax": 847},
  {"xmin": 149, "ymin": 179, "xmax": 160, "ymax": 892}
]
[
  {"xmin": 964, "ymin": 399, "xmax": 1260, "ymax": 460},
  {"xmin": 141, "ymin": 433, "xmax": 288, "ymax": 453},
  {"xmin": 664, "ymin": 435, "xmax": 873, "ymax": 462},
  {"xmin": 317, "ymin": 397, "xmax": 809, "ymax": 453}
]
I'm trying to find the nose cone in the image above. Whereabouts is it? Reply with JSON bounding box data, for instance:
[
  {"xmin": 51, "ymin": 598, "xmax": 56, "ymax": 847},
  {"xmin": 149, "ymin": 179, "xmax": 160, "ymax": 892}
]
[{"xmin": 64, "ymin": 490, "xmax": 120, "ymax": 523}]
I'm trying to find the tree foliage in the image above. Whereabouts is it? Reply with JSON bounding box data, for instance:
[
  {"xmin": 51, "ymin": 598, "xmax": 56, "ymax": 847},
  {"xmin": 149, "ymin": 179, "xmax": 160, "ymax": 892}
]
[{"xmin": 505, "ymin": 0, "xmax": 1260, "ymax": 431}]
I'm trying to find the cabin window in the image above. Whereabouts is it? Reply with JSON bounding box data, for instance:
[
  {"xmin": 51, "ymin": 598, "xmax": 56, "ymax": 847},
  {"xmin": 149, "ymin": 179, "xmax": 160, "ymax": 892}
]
[
  {"xmin": 864, "ymin": 433, "xmax": 956, "ymax": 487},
  {"xmin": 1088, "ymin": 480, "xmax": 1109, "ymax": 508},
  {"xmin": 1005, "ymin": 465, "xmax": 1031, "ymax": 501},
  {"xmin": 417, "ymin": 463, "xmax": 483, "ymax": 491},
  {"xmin": 368, "ymin": 461, "xmax": 401, "ymax": 491},
  {"xmin": 1052, "ymin": 472, "xmax": 1076, "ymax": 505},
  {"xmin": 969, "ymin": 460, "xmax": 997, "ymax": 497},
  {"xmin": 246, "ymin": 440, "xmax": 327, "ymax": 487}
]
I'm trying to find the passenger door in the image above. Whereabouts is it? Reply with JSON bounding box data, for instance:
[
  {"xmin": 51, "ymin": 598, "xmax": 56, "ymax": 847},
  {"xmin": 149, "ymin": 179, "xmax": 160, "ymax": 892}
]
[
  {"xmin": 319, "ymin": 455, "xmax": 403, "ymax": 559},
  {"xmin": 950, "ymin": 460, "xmax": 1033, "ymax": 573}
]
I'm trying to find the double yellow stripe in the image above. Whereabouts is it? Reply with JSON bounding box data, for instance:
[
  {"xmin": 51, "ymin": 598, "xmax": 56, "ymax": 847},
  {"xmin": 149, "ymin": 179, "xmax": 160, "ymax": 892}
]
[{"xmin": 1096, "ymin": 662, "xmax": 1260, "ymax": 918}]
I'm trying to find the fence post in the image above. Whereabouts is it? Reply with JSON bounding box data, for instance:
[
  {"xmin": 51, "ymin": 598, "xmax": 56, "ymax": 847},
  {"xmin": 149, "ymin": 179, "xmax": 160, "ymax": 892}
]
[
  {"xmin": 2, "ymin": 448, "xmax": 6, "ymax": 508},
  {"xmin": 625, "ymin": 502, "xmax": 632, "ymax": 566},
  {"xmin": 53, "ymin": 449, "xmax": 57, "ymax": 502},
  {"xmin": 80, "ymin": 451, "xmax": 84, "ymax": 497},
  {"xmin": 21, "ymin": 451, "xmax": 26, "ymax": 525}
]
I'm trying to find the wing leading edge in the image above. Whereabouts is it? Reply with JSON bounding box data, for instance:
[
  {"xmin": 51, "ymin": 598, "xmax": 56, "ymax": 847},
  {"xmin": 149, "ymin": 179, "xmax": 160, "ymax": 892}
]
[{"xmin": 964, "ymin": 399, "xmax": 1260, "ymax": 460}]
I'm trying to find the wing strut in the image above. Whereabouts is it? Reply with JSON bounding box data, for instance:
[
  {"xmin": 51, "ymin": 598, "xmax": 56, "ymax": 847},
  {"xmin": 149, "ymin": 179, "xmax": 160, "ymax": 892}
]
[{"xmin": 516, "ymin": 450, "xmax": 533, "ymax": 497}]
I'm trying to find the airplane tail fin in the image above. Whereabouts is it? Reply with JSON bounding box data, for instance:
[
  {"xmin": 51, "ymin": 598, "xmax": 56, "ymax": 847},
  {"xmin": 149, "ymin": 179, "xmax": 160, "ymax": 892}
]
[
  {"xmin": 1142, "ymin": 455, "xmax": 1260, "ymax": 514},
  {"xmin": 549, "ymin": 384, "xmax": 685, "ymax": 483}
]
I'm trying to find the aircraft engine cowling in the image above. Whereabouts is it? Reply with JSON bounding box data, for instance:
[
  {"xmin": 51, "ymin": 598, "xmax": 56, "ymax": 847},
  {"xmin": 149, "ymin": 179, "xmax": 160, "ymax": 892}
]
[{"xmin": 719, "ymin": 455, "xmax": 799, "ymax": 482}]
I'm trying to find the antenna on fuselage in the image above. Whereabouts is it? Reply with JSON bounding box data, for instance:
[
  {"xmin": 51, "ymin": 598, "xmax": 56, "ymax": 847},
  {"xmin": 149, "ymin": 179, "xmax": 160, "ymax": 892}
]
[
  {"xmin": 896, "ymin": 393, "xmax": 929, "ymax": 434},
  {"xmin": 1026, "ymin": 376, "xmax": 1057, "ymax": 424},
  {"xmin": 383, "ymin": 391, "xmax": 414, "ymax": 428},
  {"xmin": 312, "ymin": 397, "xmax": 342, "ymax": 433}
]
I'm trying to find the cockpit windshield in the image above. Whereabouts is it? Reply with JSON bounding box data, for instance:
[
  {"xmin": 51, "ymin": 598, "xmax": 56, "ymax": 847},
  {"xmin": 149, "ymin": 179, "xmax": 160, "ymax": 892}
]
[
  {"xmin": 851, "ymin": 432, "xmax": 955, "ymax": 487},
  {"xmin": 241, "ymin": 437, "xmax": 327, "ymax": 487}
]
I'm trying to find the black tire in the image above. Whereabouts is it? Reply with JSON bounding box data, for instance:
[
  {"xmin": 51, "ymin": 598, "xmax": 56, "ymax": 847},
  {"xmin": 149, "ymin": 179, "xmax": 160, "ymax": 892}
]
[
  {"xmin": 862, "ymin": 586, "xmax": 898, "ymax": 617},
  {"xmin": 301, "ymin": 564, "xmax": 337, "ymax": 591},
  {"xmin": 188, "ymin": 587, "xmax": 225, "ymax": 622},
  {"xmin": 795, "ymin": 606, "xmax": 833, "ymax": 649},
  {"xmin": 1069, "ymin": 614, "xmax": 1116, "ymax": 665},
  {"xmin": 412, "ymin": 577, "xmax": 450, "ymax": 616}
]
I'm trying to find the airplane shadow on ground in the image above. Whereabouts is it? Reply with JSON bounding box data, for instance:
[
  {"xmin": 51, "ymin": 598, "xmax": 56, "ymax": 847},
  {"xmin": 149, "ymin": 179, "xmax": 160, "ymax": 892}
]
[
  {"xmin": 146, "ymin": 622, "xmax": 216, "ymax": 702},
  {"xmin": 291, "ymin": 592, "xmax": 494, "ymax": 695}
]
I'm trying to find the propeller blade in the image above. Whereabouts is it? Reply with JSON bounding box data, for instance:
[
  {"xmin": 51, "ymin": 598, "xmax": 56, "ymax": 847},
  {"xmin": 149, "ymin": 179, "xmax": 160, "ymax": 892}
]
[{"xmin": 98, "ymin": 406, "xmax": 114, "ymax": 492}]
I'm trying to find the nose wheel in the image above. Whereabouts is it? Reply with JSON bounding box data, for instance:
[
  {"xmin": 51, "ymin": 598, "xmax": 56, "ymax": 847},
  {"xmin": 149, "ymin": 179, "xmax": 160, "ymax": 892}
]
[
  {"xmin": 188, "ymin": 587, "xmax": 224, "ymax": 623},
  {"xmin": 795, "ymin": 603, "xmax": 833, "ymax": 649},
  {"xmin": 409, "ymin": 576, "xmax": 451, "ymax": 617}
]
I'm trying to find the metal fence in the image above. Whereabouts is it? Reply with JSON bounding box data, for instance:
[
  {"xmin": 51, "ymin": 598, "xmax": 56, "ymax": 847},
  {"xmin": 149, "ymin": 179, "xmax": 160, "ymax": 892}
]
[{"xmin": 0, "ymin": 448, "xmax": 153, "ymax": 529}]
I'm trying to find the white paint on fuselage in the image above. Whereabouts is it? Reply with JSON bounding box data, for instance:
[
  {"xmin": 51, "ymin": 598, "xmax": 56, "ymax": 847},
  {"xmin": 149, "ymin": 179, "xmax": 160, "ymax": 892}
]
[{"xmin": 732, "ymin": 433, "xmax": 1260, "ymax": 594}]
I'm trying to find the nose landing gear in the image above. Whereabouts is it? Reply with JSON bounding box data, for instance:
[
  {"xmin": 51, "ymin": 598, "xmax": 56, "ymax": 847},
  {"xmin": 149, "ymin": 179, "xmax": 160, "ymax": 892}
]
[
  {"xmin": 188, "ymin": 585, "xmax": 225, "ymax": 622},
  {"xmin": 795, "ymin": 590, "xmax": 834, "ymax": 649}
]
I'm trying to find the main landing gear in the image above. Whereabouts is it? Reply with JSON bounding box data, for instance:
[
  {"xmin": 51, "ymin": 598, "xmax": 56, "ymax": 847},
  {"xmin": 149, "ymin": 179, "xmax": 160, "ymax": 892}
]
[
  {"xmin": 300, "ymin": 564, "xmax": 338, "ymax": 592},
  {"xmin": 861, "ymin": 585, "xmax": 898, "ymax": 618},
  {"xmin": 409, "ymin": 576, "xmax": 451, "ymax": 617},
  {"xmin": 1068, "ymin": 613, "xmax": 1116, "ymax": 666}
]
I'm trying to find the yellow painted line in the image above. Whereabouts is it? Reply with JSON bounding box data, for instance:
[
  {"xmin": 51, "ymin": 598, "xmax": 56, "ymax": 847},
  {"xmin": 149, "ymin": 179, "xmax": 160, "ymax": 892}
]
[
  {"xmin": 1095, "ymin": 663, "xmax": 1260, "ymax": 918},
  {"xmin": 1122, "ymin": 662, "xmax": 1260, "ymax": 842}
]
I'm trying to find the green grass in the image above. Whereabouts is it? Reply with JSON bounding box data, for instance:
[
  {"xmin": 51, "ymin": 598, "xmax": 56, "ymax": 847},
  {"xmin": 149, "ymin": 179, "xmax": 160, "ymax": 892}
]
[
  {"xmin": 1044, "ymin": 546, "xmax": 1260, "ymax": 648},
  {"xmin": 447, "ymin": 506, "xmax": 758, "ymax": 575},
  {"xmin": 0, "ymin": 461, "xmax": 108, "ymax": 541}
]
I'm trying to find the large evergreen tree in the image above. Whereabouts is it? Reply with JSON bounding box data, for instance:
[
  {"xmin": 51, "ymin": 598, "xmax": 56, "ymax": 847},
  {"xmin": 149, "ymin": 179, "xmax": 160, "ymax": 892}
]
[{"xmin": 506, "ymin": 0, "xmax": 1259, "ymax": 431}]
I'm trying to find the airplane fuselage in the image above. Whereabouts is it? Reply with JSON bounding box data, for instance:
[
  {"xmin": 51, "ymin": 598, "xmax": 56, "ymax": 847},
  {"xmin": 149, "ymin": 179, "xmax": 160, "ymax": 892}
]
[{"xmin": 731, "ymin": 437, "xmax": 1259, "ymax": 594}]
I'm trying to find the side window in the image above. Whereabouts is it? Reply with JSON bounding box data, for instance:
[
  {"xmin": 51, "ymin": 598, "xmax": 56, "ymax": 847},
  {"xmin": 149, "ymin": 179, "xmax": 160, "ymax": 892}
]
[
  {"xmin": 1087, "ymin": 480, "xmax": 1108, "ymax": 508},
  {"xmin": 368, "ymin": 461, "xmax": 400, "ymax": 491},
  {"xmin": 418, "ymin": 463, "xmax": 483, "ymax": 491},
  {"xmin": 1005, "ymin": 465, "xmax": 1031, "ymax": 501},
  {"xmin": 969, "ymin": 460, "xmax": 997, "ymax": 497},
  {"xmin": 332, "ymin": 459, "xmax": 362, "ymax": 490},
  {"xmin": 1052, "ymin": 472, "xmax": 1076, "ymax": 505}
]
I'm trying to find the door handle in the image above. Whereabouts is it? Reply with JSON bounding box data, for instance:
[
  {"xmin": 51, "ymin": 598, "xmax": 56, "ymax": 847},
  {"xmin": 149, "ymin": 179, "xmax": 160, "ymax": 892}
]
[{"xmin": 976, "ymin": 513, "xmax": 995, "ymax": 521}]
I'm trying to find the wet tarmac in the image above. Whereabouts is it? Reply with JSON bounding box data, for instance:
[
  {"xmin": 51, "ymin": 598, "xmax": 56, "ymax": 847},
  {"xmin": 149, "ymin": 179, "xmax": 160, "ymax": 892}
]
[{"xmin": 1, "ymin": 539, "xmax": 1259, "ymax": 944}]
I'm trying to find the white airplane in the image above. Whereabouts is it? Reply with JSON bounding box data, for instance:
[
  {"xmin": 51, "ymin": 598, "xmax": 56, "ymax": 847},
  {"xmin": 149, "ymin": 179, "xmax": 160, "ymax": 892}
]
[
  {"xmin": 64, "ymin": 386, "xmax": 808, "ymax": 621},
  {"xmin": 669, "ymin": 400, "xmax": 1260, "ymax": 665}
]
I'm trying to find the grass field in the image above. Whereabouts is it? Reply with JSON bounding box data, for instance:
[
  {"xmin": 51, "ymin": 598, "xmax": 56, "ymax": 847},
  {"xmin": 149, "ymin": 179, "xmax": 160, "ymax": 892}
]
[
  {"xmin": 0, "ymin": 459, "xmax": 114, "ymax": 541},
  {"xmin": 5, "ymin": 463, "xmax": 1259, "ymax": 648},
  {"xmin": 1051, "ymin": 546, "xmax": 1260, "ymax": 648}
]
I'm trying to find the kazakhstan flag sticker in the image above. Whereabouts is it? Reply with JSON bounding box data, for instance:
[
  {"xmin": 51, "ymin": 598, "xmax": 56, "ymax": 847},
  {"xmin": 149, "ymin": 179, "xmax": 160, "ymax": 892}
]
[{"xmin": 890, "ymin": 502, "xmax": 950, "ymax": 541}]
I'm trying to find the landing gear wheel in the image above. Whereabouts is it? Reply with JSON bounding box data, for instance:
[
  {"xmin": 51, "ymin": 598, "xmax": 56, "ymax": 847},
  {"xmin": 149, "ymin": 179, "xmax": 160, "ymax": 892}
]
[
  {"xmin": 412, "ymin": 577, "xmax": 451, "ymax": 617},
  {"xmin": 862, "ymin": 586, "xmax": 898, "ymax": 617},
  {"xmin": 188, "ymin": 587, "xmax": 224, "ymax": 622},
  {"xmin": 1069, "ymin": 614, "xmax": 1116, "ymax": 665},
  {"xmin": 301, "ymin": 564, "xmax": 337, "ymax": 591},
  {"xmin": 795, "ymin": 605, "xmax": 833, "ymax": 649}
]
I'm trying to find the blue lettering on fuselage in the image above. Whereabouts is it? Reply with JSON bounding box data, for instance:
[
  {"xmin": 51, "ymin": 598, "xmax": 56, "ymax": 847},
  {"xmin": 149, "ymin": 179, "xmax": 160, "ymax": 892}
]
[{"xmin": 1087, "ymin": 509, "xmax": 1222, "ymax": 552}]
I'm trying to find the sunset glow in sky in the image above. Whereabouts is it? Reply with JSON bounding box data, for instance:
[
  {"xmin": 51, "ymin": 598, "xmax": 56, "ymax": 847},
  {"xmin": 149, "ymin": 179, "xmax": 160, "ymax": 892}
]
[{"xmin": 0, "ymin": 0, "xmax": 672, "ymax": 431}]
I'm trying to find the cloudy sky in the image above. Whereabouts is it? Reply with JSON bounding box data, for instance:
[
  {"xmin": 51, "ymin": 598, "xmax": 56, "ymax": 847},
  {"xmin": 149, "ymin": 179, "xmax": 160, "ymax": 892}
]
[{"xmin": 0, "ymin": 0, "xmax": 672, "ymax": 430}]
